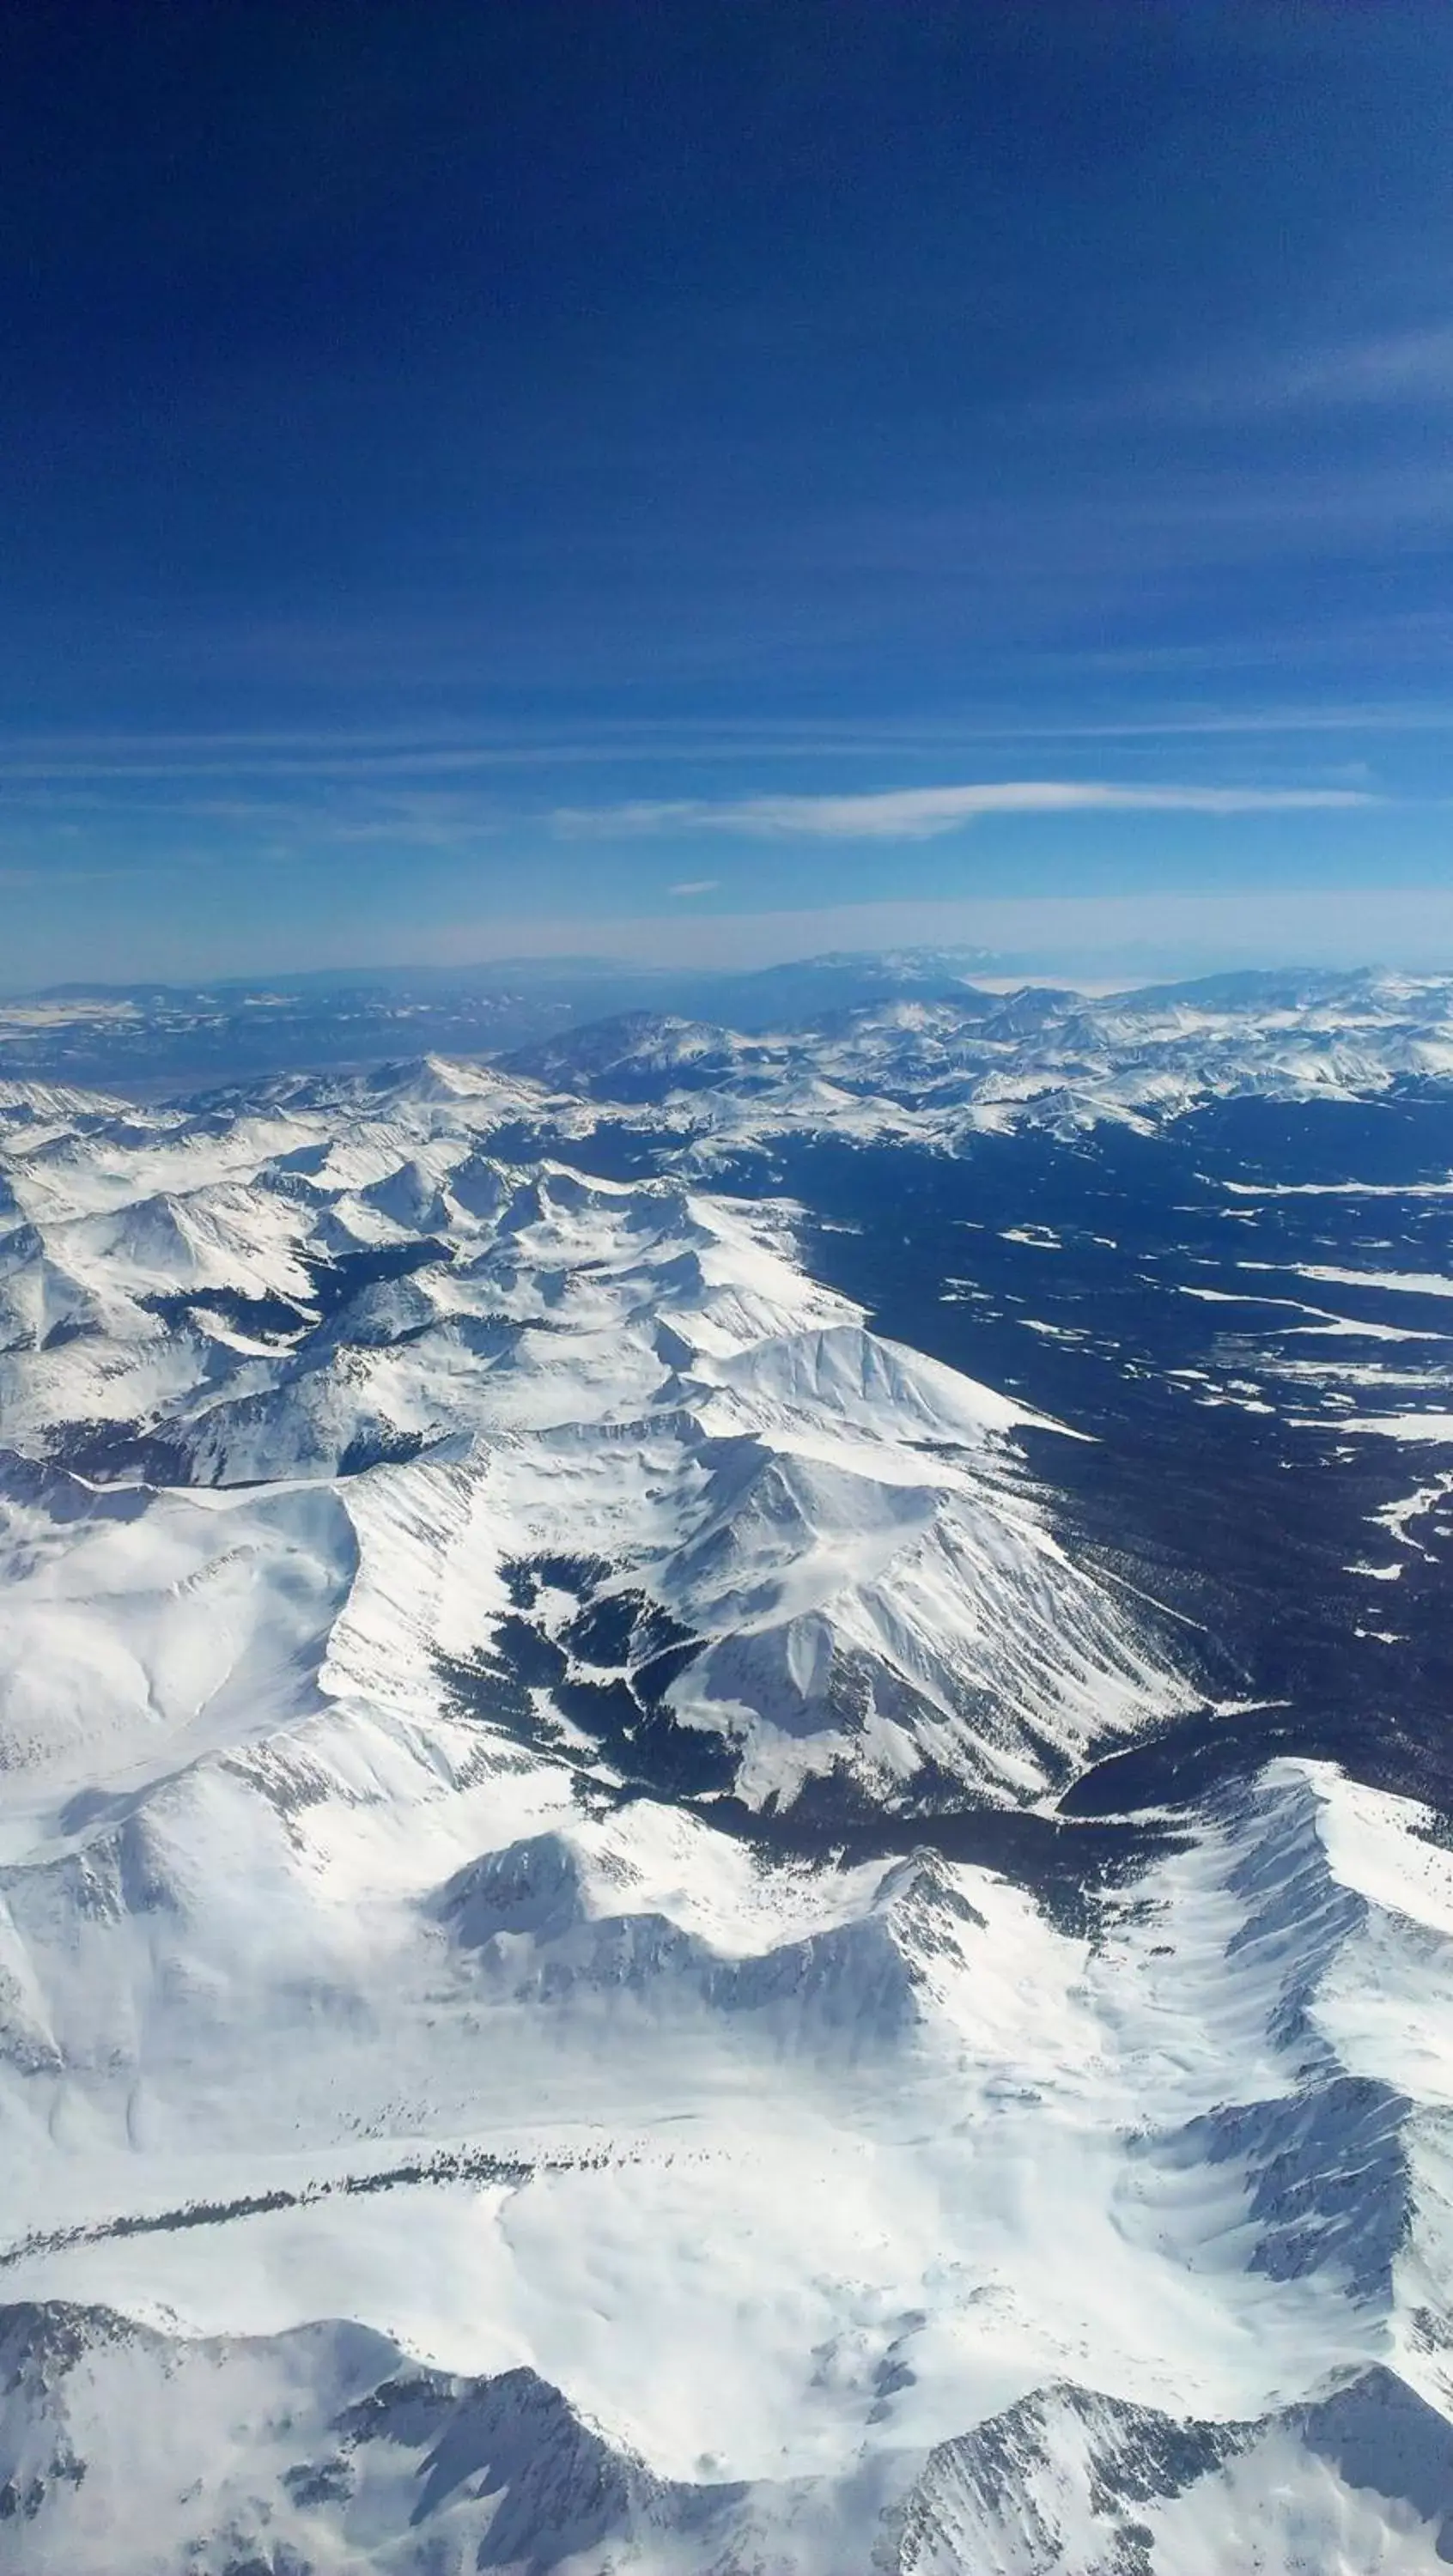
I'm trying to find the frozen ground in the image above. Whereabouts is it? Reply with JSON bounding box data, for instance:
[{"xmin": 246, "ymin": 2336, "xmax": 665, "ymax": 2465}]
[{"xmin": 1, "ymin": 1027, "xmax": 1451, "ymax": 2571}]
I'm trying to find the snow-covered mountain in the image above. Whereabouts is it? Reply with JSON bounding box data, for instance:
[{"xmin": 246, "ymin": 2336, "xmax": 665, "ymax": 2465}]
[
  {"xmin": 2, "ymin": 1005, "xmax": 1451, "ymax": 2572},
  {"xmin": 505, "ymin": 967, "xmax": 1453, "ymax": 1151}
]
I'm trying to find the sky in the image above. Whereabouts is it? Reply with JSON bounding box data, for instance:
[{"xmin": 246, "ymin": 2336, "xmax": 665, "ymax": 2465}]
[{"xmin": 2, "ymin": 0, "xmax": 1451, "ymax": 988}]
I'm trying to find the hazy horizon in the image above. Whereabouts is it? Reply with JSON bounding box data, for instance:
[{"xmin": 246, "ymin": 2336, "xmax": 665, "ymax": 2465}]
[{"xmin": 9, "ymin": 886, "xmax": 1453, "ymax": 1001}]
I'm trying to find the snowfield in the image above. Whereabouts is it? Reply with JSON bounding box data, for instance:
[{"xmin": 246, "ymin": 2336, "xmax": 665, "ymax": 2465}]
[
  {"xmin": 0, "ymin": 1048, "xmax": 1450, "ymax": 2572},
  {"xmin": 502, "ymin": 965, "xmax": 1453, "ymax": 1154}
]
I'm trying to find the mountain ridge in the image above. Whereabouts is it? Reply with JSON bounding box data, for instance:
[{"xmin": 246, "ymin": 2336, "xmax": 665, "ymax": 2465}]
[{"xmin": 2, "ymin": 998, "xmax": 1452, "ymax": 2567}]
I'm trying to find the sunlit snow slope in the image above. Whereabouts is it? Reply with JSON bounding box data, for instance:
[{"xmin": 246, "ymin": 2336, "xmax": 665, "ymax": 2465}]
[
  {"xmin": 505, "ymin": 965, "xmax": 1453, "ymax": 1156},
  {"xmin": 0, "ymin": 1057, "xmax": 1450, "ymax": 2574}
]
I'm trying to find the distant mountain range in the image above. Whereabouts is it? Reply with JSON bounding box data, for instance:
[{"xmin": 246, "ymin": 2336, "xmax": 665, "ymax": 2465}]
[
  {"xmin": 498, "ymin": 967, "xmax": 1453, "ymax": 1145},
  {"xmin": 6, "ymin": 951, "xmax": 1453, "ymax": 1132},
  {"xmin": 0, "ymin": 947, "xmax": 1004, "ymax": 1091}
]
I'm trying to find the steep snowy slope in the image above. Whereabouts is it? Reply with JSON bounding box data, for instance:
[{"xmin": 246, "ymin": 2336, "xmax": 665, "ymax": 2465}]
[
  {"xmin": 3, "ymin": 2310, "xmax": 1451, "ymax": 2575},
  {"xmin": 1, "ymin": 1060, "xmax": 1450, "ymax": 2572},
  {"xmin": 0, "ymin": 1079, "xmax": 1194, "ymax": 1818},
  {"xmin": 0, "ymin": 1758, "xmax": 1450, "ymax": 2571}
]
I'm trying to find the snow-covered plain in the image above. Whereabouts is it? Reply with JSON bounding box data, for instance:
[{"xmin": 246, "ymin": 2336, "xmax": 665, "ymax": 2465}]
[{"xmin": 1, "ymin": 1041, "xmax": 1451, "ymax": 2573}]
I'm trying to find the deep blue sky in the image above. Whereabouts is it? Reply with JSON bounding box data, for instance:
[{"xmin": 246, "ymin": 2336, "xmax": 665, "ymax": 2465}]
[{"xmin": 3, "ymin": 0, "xmax": 1451, "ymax": 984}]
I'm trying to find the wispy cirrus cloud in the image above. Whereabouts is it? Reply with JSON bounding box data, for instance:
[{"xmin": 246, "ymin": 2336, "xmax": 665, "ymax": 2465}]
[
  {"xmin": 1264, "ymin": 321, "xmax": 1453, "ymax": 410},
  {"xmin": 554, "ymin": 781, "xmax": 1377, "ymax": 843},
  {"xmin": 1055, "ymin": 320, "xmax": 1453, "ymax": 431},
  {"xmin": 667, "ymin": 878, "xmax": 720, "ymax": 896}
]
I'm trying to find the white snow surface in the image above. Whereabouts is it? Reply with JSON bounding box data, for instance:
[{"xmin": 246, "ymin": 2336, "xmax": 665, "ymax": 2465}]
[
  {"xmin": 502, "ymin": 967, "xmax": 1453, "ymax": 1153},
  {"xmin": 0, "ymin": 1072, "xmax": 1186, "ymax": 1821},
  {"xmin": 0, "ymin": 1066, "xmax": 1450, "ymax": 2571}
]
